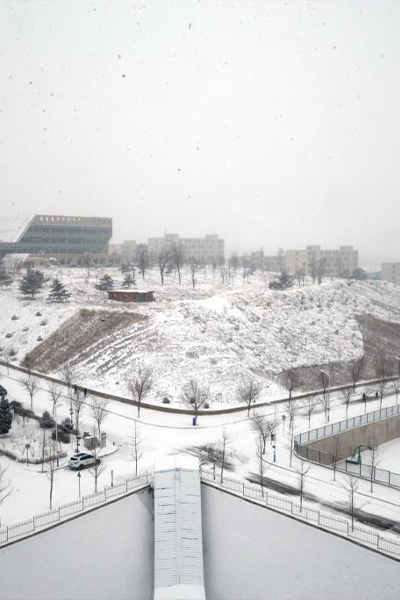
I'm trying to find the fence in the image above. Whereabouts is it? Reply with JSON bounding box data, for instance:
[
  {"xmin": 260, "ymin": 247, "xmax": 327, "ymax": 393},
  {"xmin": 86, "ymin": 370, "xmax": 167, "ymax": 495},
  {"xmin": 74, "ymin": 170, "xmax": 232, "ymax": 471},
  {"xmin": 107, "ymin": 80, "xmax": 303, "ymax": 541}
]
[
  {"xmin": 294, "ymin": 403, "xmax": 400, "ymax": 488},
  {"xmin": 0, "ymin": 472, "xmax": 152, "ymax": 546},
  {"xmin": 200, "ymin": 470, "xmax": 400, "ymax": 560}
]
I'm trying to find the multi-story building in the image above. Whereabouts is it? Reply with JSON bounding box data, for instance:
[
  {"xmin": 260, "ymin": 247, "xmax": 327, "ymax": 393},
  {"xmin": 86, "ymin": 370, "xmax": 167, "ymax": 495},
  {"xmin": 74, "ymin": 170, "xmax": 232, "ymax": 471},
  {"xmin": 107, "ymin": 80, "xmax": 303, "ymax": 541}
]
[
  {"xmin": 0, "ymin": 214, "xmax": 112, "ymax": 262},
  {"xmin": 382, "ymin": 262, "xmax": 400, "ymax": 285},
  {"xmin": 147, "ymin": 233, "xmax": 224, "ymax": 263},
  {"xmin": 285, "ymin": 245, "xmax": 358, "ymax": 277},
  {"xmin": 109, "ymin": 240, "xmax": 137, "ymax": 263}
]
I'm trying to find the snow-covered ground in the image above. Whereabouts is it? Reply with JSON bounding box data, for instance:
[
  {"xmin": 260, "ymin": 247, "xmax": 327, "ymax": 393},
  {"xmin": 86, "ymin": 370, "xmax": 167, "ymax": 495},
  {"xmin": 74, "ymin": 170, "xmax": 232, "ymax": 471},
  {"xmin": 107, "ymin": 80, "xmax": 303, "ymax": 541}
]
[
  {"xmin": 1, "ymin": 267, "xmax": 400, "ymax": 407},
  {"xmin": 1, "ymin": 364, "xmax": 400, "ymax": 531}
]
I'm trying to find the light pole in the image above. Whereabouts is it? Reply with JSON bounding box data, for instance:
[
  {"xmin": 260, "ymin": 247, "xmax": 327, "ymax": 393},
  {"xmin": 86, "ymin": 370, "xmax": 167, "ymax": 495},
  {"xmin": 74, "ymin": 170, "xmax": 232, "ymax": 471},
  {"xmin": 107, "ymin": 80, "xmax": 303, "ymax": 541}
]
[
  {"xmin": 320, "ymin": 369, "xmax": 330, "ymax": 422},
  {"xmin": 272, "ymin": 442, "xmax": 276, "ymax": 463},
  {"xmin": 77, "ymin": 472, "xmax": 81, "ymax": 498},
  {"xmin": 75, "ymin": 434, "xmax": 81, "ymax": 454}
]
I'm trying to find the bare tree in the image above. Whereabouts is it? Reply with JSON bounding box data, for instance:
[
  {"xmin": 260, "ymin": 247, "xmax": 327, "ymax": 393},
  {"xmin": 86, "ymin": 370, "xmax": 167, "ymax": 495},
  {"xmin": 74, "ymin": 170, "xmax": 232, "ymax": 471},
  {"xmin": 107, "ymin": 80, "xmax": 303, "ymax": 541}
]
[
  {"xmin": 250, "ymin": 414, "xmax": 270, "ymax": 454},
  {"xmin": 392, "ymin": 379, "xmax": 400, "ymax": 404},
  {"xmin": 285, "ymin": 400, "xmax": 299, "ymax": 467},
  {"xmin": 302, "ymin": 397, "xmax": 317, "ymax": 428},
  {"xmin": 20, "ymin": 375, "xmax": 39, "ymax": 411},
  {"xmin": 285, "ymin": 399, "xmax": 299, "ymax": 436},
  {"xmin": 319, "ymin": 392, "xmax": 331, "ymax": 423},
  {"xmin": 236, "ymin": 378, "xmax": 263, "ymax": 416},
  {"xmin": 171, "ymin": 244, "xmax": 185, "ymax": 284},
  {"xmin": 71, "ymin": 390, "xmax": 85, "ymax": 432},
  {"xmin": 280, "ymin": 368, "xmax": 299, "ymax": 402},
  {"xmin": 88, "ymin": 429, "xmax": 107, "ymax": 493},
  {"xmin": 255, "ymin": 436, "xmax": 266, "ymax": 498},
  {"xmin": 349, "ymin": 357, "xmax": 364, "ymax": 390},
  {"xmin": 342, "ymin": 476, "xmax": 359, "ymax": 531},
  {"xmin": 48, "ymin": 383, "xmax": 62, "ymax": 447},
  {"xmin": 126, "ymin": 368, "xmax": 154, "ymax": 418},
  {"xmin": 157, "ymin": 248, "xmax": 170, "ymax": 286},
  {"xmin": 340, "ymin": 388, "xmax": 352, "ymax": 418},
  {"xmin": 295, "ymin": 459, "xmax": 311, "ymax": 512},
  {"xmin": 0, "ymin": 462, "xmax": 11, "ymax": 527},
  {"xmin": 181, "ymin": 379, "xmax": 209, "ymax": 424},
  {"xmin": 189, "ymin": 257, "xmax": 200, "ymax": 290},
  {"xmin": 90, "ymin": 397, "xmax": 109, "ymax": 440},
  {"xmin": 368, "ymin": 441, "xmax": 380, "ymax": 493},
  {"xmin": 60, "ymin": 362, "xmax": 77, "ymax": 393},
  {"xmin": 136, "ymin": 244, "xmax": 148, "ymax": 279},
  {"xmin": 130, "ymin": 422, "xmax": 144, "ymax": 477},
  {"xmin": 374, "ymin": 354, "xmax": 390, "ymax": 408},
  {"xmin": 46, "ymin": 438, "xmax": 58, "ymax": 510},
  {"xmin": 331, "ymin": 435, "xmax": 341, "ymax": 481},
  {"xmin": 219, "ymin": 426, "xmax": 234, "ymax": 485}
]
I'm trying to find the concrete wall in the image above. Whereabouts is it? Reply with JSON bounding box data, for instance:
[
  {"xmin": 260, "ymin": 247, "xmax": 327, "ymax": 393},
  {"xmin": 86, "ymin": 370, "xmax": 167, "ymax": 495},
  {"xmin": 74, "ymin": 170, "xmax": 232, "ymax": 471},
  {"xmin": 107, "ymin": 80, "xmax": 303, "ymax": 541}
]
[{"xmin": 306, "ymin": 414, "xmax": 400, "ymax": 459}]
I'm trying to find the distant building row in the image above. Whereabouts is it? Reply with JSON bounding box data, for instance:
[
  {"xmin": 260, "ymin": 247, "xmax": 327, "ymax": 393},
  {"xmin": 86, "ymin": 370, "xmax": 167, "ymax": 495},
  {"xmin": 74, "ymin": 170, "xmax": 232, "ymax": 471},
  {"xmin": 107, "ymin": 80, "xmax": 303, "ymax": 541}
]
[
  {"xmin": 251, "ymin": 245, "xmax": 359, "ymax": 278},
  {"xmin": 110, "ymin": 232, "xmax": 225, "ymax": 264}
]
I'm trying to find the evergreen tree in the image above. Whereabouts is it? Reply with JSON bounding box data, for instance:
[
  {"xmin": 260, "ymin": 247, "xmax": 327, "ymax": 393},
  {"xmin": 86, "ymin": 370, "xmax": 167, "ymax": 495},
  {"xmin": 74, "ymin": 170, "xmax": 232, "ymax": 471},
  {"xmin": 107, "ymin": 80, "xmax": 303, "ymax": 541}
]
[
  {"xmin": 47, "ymin": 278, "xmax": 71, "ymax": 302},
  {"xmin": 19, "ymin": 270, "xmax": 45, "ymax": 299},
  {"xmin": 95, "ymin": 274, "xmax": 114, "ymax": 291},
  {"xmin": 40, "ymin": 411, "xmax": 55, "ymax": 429},
  {"xmin": 269, "ymin": 271, "xmax": 295, "ymax": 291},
  {"xmin": 0, "ymin": 397, "xmax": 13, "ymax": 435},
  {"xmin": 0, "ymin": 269, "xmax": 12, "ymax": 288},
  {"xmin": 122, "ymin": 271, "xmax": 136, "ymax": 288}
]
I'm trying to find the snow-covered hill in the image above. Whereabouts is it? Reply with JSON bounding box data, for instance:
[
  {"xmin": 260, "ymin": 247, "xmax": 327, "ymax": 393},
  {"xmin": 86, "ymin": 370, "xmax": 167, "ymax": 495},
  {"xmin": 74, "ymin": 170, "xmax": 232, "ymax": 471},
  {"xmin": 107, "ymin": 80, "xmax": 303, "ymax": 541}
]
[{"xmin": 1, "ymin": 267, "xmax": 400, "ymax": 406}]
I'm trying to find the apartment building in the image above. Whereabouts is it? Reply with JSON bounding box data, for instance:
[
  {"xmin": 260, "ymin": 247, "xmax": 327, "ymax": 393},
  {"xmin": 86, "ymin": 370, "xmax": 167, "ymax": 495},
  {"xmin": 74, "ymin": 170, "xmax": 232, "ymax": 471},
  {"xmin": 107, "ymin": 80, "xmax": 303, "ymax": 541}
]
[
  {"xmin": 286, "ymin": 245, "xmax": 358, "ymax": 277},
  {"xmin": 109, "ymin": 239, "xmax": 137, "ymax": 263},
  {"xmin": 382, "ymin": 262, "xmax": 400, "ymax": 285},
  {"xmin": 147, "ymin": 233, "xmax": 224, "ymax": 263}
]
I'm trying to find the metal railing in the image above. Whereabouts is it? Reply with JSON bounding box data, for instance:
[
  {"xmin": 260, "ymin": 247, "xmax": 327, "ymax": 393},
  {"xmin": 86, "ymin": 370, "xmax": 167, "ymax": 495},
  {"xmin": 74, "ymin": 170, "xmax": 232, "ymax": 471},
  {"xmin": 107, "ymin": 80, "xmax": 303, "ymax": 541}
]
[
  {"xmin": 0, "ymin": 472, "xmax": 152, "ymax": 546},
  {"xmin": 200, "ymin": 470, "xmax": 400, "ymax": 559},
  {"xmin": 294, "ymin": 403, "xmax": 400, "ymax": 488}
]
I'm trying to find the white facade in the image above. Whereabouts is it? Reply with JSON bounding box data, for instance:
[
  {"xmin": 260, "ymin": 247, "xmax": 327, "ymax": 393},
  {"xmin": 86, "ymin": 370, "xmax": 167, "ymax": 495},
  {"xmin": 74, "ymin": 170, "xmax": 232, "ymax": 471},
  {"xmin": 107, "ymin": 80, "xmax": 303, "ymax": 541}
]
[
  {"xmin": 382, "ymin": 262, "xmax": 400, "ymax": 284},
  {"xmin": 148, "ymin": 233, "xmax": 224, "ymax": 263}
]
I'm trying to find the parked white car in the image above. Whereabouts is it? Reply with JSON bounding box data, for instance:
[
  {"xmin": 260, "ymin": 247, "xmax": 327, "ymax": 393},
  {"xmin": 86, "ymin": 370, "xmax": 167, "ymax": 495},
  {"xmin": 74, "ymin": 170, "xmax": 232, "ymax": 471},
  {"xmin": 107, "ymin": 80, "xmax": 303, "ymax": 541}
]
[{"xmin": 68, "ymin": 453, "xmax": 100, "ymax": 470}]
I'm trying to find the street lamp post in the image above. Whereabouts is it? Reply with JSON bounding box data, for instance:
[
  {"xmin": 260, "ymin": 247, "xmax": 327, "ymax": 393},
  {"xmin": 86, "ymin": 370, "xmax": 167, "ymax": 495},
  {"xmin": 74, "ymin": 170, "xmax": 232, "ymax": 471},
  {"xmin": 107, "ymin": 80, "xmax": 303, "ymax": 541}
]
[
  {"xmin": 77, "ymin": 472, "xmax": 81, "ymax": 498},
  {"xmin": 75, "ymin": 434, "xmax": 81, "ymax": 454},
  {"xmin": 272, "ymin": 442, "xmax": 276, "ymax": 463}
]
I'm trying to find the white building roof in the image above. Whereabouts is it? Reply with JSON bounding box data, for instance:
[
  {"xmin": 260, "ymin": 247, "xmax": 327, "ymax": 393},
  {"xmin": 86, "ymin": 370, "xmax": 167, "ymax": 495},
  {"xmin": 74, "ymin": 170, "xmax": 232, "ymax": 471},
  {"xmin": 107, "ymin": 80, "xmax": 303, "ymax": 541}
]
[
  {"xmin": 153, "ymin": 456, "xmax": 205, "ymax": 600},
  {"xmin": 1, "ymin": 253, "xmax": 30, "ymax": 270},
  {"xmin": 0, "ymin": 215, "xmax": 33, "ymax": 243}
]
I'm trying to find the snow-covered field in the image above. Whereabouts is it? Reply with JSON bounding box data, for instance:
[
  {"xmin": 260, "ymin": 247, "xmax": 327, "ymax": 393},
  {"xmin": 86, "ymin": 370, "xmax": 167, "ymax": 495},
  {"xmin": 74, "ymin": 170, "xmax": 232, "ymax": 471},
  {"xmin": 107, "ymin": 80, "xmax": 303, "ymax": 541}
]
[
  {"xmin": 1, "ymin": 365, "xmax": 400, "ymax": 531},
  {"xmin": 1, "ymin": 266, "xmax": 400, "ymax": 407},
  {"xmin": 1, "ymin": 267, "xmax": 400, "ymax": 536}
]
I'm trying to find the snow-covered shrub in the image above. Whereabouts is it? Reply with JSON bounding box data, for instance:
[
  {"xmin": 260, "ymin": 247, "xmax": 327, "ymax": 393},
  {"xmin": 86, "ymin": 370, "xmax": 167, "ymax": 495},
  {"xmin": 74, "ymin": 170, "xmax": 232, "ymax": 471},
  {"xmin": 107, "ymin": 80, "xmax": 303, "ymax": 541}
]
[
  {"xmin": 35, "ymin": 311, "xmax": 42, "ymax": 317},
  {"xmin": 5, "ymin": 333, "xmax": 12, "ymax": 338},
  {"xmin": 162, "ymin": 397, "xmax": 170, "ymax": 404},
  {"xmin": 11, "ymin": 315, "xmax": 19, "ymax": 321},
  {"xmin": 40, "ymin": 319, "xmax": 48, "ymax": 327},
  {"xmin": 51, "ymin": 430, "xmax": 70, "ymax": 444}
]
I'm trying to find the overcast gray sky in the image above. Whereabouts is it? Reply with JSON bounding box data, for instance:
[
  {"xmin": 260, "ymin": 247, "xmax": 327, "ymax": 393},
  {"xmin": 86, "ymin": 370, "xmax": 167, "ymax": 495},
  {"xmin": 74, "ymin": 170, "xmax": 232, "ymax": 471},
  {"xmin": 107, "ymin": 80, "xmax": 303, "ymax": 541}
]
[{"xmin": 0, "ymin": 0, "xmax": 399, "ymax": 261}]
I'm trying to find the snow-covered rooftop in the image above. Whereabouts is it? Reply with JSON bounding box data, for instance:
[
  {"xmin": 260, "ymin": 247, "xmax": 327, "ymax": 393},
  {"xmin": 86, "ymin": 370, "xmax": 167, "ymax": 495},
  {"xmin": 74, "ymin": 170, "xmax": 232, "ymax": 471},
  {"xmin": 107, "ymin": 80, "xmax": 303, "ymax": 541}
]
[
  {"xmin": 0, "ymin": 216, "xmax": 33, "ymax": 243},
  {"xmin": 154, "ymin": 457, "xmax": 205, "ymax": 600}
]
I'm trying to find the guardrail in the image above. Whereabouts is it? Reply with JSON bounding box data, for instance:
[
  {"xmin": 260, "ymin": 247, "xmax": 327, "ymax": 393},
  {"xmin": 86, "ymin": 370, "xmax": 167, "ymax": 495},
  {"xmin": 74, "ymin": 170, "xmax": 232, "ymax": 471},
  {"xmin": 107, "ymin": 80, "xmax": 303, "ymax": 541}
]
[
  {"xmin": 294, "ymin": 403, "xmax": 400, "ymax": 488},
  {"xmin": 200, "ymin": 470, "xmax": 400, "ymax": 560},
  {"xmin": 0, "ymin": 472, "xmax": 152, "ymax": 547}
]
